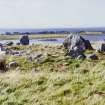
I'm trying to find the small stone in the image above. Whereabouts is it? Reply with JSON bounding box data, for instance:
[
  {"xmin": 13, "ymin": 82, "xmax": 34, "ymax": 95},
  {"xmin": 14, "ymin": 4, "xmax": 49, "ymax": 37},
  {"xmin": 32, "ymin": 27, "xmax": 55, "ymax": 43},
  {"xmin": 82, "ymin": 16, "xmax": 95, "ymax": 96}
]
[
  {"xmin": 16, "ymin": 42, "xmax": 20, "ymax": 45},
  {"xmin": 9, "ymin": 61, "xmax": 19, "ymax": 68},
  {"xmin": 77, "ymin": 54, "xmax": 86, "ymax": 60},
  {"xmin": 12, "ymin": 51, "xmax": 21, "ymax": 56},
  {"xmin": 86, "ymin": 54, "xmax": 98, "ymax": 60},
  {"xmin": 5, "ymin": 48, "xmax": 13, "ymax": 55},
  {"xmin": 4, "ymin": 41, "xmax": 14, "ymax": 46}
]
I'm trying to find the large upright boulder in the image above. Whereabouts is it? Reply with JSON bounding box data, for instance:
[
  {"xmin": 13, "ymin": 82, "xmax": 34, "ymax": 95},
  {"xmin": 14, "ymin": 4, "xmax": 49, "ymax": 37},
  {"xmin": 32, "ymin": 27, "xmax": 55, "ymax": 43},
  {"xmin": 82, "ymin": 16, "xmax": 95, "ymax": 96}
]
[
  {"xmin": 20, "ymin": 35, "xmax": 29, "ymax": 45},
  {"xmin": 63, "ymin": 33, "xmax": 93, "ymax": 58}
]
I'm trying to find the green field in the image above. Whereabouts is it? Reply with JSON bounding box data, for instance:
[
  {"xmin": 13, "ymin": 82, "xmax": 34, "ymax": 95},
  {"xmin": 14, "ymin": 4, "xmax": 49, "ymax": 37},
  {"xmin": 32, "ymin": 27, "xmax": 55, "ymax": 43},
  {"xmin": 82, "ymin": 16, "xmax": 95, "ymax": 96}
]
[
  {"xmin": 0, "ymin": 32, "xmax": 103, "ymax": 40},
  {"xmin": 0, "ymin": 34, "xmax": 66, "ymax": 40},
  {"xmin": 0, "ymin": 44, "xmax": 105, "ymax": 105}
]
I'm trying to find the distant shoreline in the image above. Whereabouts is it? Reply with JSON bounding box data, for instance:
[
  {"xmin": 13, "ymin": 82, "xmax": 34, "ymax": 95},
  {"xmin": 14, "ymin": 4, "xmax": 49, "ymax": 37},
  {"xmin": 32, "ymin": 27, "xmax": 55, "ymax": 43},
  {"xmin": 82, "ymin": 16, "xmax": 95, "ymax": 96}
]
[
  {"xmin": 0, "ymin": 33, "xmax": 104, "ymax": 40},
  {"xmin": 0, "ymin": 34, "xmax": 66, "ymax": 40}
]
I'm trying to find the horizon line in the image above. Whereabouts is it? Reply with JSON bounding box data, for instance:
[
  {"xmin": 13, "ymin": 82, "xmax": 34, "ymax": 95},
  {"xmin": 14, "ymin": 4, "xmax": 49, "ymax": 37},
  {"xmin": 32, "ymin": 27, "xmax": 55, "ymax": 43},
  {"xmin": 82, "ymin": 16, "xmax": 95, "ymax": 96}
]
[{"xmin": 0, "ymin": 26, "xmax": 105, "ymax": 29}]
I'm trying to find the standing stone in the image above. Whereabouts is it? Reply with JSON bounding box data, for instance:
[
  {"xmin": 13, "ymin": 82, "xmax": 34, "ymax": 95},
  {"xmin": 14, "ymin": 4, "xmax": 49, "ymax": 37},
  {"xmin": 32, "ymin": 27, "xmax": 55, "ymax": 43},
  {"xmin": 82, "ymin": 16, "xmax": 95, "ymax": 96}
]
[
  {"xmin": 20, "ymin": 35, "xmax": 29, "ymax": 45},
  {"xmin": 63, "ymin": 33, "xmax": 93, "ymax": 58}
]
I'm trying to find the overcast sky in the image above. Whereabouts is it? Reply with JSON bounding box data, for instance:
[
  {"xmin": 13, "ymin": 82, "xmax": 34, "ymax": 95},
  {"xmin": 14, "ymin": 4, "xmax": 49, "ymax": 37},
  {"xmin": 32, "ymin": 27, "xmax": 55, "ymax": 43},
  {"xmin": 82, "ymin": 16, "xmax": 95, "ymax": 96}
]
[{"xmin": 0, "ymin": 0, "xmax": 104, "ymax": 28}]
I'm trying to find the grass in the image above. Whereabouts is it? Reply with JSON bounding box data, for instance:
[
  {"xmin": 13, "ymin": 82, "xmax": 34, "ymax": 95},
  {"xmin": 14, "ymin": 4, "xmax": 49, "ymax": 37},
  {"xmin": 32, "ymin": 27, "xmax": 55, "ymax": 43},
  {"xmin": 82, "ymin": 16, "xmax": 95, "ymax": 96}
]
[
  {"xmin": 0, "ymin": 33, "xmax": 103, "ymax": 40},
  {"xmin": 0, "ymin": 44, "xmax": 105, "ymax": 105},
  {"xmin": 0, "ymin": 34, "xmax": 66, "ymax": 40}
]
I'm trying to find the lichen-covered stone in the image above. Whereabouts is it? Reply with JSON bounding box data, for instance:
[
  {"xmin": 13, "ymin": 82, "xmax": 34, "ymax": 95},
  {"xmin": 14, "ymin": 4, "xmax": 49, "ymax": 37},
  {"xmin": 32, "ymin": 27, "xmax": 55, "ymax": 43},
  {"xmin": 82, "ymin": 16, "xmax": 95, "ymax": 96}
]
[
  {"xmin": 63, "ymin": 33, "xmax": 93, "ymax": 58},
  {"xmin": 20, "ymin": 35, "xmax": 29, "ymax": 45}
]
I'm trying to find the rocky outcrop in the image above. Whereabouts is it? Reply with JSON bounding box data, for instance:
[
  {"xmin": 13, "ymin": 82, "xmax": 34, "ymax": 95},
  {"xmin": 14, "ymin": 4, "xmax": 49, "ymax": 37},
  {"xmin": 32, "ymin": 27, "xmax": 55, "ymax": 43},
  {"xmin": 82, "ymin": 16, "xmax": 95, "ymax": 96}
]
[
  {"xmin": 63, "ymin": 33, "xmax": 93, "ymax": 59},
  {"xmin": 20, "ymin": 35, "xmax": 29, "ymax": 45}
]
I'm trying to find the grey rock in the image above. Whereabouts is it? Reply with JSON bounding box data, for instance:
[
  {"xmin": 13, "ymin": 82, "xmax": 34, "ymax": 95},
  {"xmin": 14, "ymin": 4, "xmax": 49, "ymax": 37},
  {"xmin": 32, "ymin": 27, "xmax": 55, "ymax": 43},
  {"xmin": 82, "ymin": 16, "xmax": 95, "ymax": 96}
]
[
  {"xmin": 9, "ymin": 61, "xmax": 19, "ymax": 68},
  {"xmin": 20, "ymin": 35, "xmax": 29, "ymax": 45},
  {"xmin": 4, "ymin": 41, "xmax": 14, "ymax": 46},
  {"xmin": 86, "ymin": 54, "xmax": 98, "ymax": 60},
  {"xmin": 4, "ymin": 49, "xmax": 22, "ymax": 56},
  {"xmin": 16, "ymin": 42, "xmax": 20, "ymax": 45},
  {"xmin": 5, "ymin": 48, "xmax": 13, "ymax": 55},
  {"xmin": 0, "ymin": 47, "xmax": 12, "ymax": 55},
  {"xmin": 85, "ymin": 40, "xmax": 93, "ymax": 50},
  {"xmin": 12, "ymin": 51, "xmax": 21, "ymax": 55},
  {"xmin": 63, "ymin": 33, "xmax": 93, "ymax": 58},
  {"xmin": 77, "ymin": 54, "xmax": 86, "ymax": 60}
]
